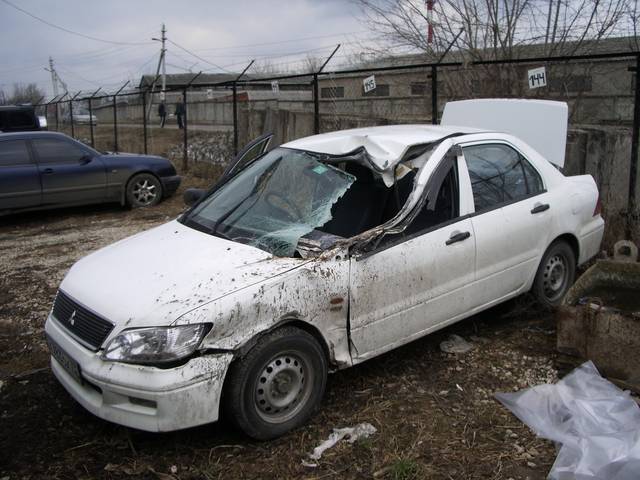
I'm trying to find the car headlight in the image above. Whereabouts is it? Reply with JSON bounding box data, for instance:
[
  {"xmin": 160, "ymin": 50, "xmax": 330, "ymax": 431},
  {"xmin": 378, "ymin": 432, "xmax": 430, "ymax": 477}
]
[{"xmin": 101, "ymin": 324, "xmax": 210, "ymax": 364}]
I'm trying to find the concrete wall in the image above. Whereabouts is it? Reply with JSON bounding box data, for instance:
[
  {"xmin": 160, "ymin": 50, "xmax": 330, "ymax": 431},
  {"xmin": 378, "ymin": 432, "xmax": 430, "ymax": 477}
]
[
  {"xmin": 317, "ymin": 59, "xmax": 637, "ymax": 125},
  {"xmin": 93, "ymin": 99, "xmax": 236, "ymax": 125},
  {"xmin": 564, "ymin": 126, "xmax": 637, "ymax": 246}
]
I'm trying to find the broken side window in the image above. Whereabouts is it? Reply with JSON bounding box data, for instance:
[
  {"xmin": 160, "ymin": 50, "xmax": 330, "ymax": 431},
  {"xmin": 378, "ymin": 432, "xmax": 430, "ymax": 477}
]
[
  {"xmin": 374, "ymin": 163, "xmax": 460, "ymax": 249},
  {"xmin": 182, "ymin": 148, "xmax": 355, "ymax": 257},
  {"xmin": 403, "ymin": 165, "xmax": 459, "ymax": 236}
]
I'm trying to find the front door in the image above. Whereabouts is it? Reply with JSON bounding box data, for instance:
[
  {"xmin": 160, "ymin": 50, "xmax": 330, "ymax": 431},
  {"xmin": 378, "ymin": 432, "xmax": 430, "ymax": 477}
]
[
  {"xmin": 31, "ymin": 137, "xmax": 107, "ymax": 206},
  {"xmin": 348, "ymin": 160, "xmax": 476, "ymax": 362},
  {"xmin": 0, "ymin": 139, "xmax": 41, "ymax": 209}
]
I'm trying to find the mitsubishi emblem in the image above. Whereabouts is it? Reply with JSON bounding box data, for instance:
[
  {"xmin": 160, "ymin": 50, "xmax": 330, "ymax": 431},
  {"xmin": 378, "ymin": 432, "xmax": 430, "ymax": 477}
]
[{"xmin": 69, "ymin": 310, "xmax": 76, "ymax": 326}]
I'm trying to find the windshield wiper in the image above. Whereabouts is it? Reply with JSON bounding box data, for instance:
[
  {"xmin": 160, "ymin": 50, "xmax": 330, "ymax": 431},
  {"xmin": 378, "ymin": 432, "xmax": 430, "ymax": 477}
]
[{"xmin": 183, "ymin": 217, "xmax": 231, "ymax": 241}]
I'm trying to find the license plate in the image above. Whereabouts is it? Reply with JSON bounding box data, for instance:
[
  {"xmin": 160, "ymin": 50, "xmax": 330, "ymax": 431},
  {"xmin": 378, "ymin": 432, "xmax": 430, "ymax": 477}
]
[{"xmin": 47, "ymin": 335, "xmax": 82, "ymax": 384}]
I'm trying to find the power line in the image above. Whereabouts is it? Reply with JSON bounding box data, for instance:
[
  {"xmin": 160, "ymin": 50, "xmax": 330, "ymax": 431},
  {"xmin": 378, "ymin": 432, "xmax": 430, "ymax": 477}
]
[
  {"xmin": 167, "ymin": 39, "xmax": 232, "ymax": 73},
  {"xmin": 194, "ymin": 30, "xmax": 371, "ymax": 52},
  {"xmin": 0, "ymin": 0, "xmax": 154, "ymax": 46}
]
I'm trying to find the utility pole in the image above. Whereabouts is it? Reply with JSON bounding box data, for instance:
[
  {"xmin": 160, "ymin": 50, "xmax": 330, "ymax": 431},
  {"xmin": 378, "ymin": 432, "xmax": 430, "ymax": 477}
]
[
  {"xmin": 45, "ymin": 57, "xmax": 69, "ymax": 124},
  {"xmin": 48, "ymin": 57, "xmax": 58, "ymax": 99},
  {"xmin": 147, "ymin": 24, "xmax": 168, "ymax": 120},
  {"xmin": 161, "ymin": 23, "xmax": 167, "ymax": 99}
]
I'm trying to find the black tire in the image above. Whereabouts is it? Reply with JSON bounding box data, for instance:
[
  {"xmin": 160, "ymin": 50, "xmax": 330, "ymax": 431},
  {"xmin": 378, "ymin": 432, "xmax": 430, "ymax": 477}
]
[
  {"xmin": 126, "ymin": 173, "xmax": 162, "ymax": 208},
  {"xmin": 223, "ymin": 326, "xmax": 327, "ymax": 440},
  {"xmin": 532, "ymin": 240, "xmax": 576, "ymax": 307}
]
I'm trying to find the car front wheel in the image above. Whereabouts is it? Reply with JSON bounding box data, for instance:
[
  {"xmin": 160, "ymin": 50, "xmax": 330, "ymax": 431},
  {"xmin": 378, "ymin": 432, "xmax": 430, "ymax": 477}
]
[
  {"xmin": 126, "ymin": 173, "xmax": 162, "ymax": 208},
  {"xmin": 224, "ymin": 326, "xmax": 327, "ymax": 440},
  {"xmin": 532, "ymin": 240, "xmax": 576, "ymax": 307}
]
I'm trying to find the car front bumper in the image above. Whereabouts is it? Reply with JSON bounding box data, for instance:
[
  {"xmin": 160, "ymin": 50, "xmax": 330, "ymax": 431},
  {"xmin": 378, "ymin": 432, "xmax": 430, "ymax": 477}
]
[
  {"xmin": 161, "ymin": 175, "xmax": 182, "ymax": 197},
  {"xmin": 45, "ymin": 314, "xmax": 233, "ymax": 432}
]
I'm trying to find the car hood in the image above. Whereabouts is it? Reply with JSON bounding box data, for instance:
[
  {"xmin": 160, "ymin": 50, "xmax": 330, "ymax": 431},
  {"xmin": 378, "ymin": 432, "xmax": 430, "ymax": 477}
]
[{"xmin": 59, "ymin": 220, "xmax": 306, "ymax": 329}]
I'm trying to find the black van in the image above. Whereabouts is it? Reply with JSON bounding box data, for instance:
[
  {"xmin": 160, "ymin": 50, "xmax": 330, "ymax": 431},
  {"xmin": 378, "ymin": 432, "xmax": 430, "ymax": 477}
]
[{"xmin": 0, "ymin": 106, "xmax": 42, "ymax": 132}]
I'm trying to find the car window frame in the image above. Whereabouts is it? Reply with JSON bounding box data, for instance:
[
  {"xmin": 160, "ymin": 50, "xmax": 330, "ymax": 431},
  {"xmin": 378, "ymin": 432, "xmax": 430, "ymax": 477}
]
[
  {"xmin": 458, "ymin": 139, "xmax": 547, "ymax": 216},
  {"xmin": 355, "ymin": 152, "xmax": 471, "ymax": 259},
  {"xmin": 0, "ymin": 138, "xmax": 36, "ymax": 167},
  {"xmin": 29, "ymin": 136, "xmax": 95, "ymax": 165}
]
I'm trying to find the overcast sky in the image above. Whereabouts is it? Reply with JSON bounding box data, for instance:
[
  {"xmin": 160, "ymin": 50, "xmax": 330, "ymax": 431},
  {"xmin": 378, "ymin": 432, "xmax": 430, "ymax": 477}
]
[{"xmin": 0, "ymin": 0, "xmax": 374, "ymax": 98}]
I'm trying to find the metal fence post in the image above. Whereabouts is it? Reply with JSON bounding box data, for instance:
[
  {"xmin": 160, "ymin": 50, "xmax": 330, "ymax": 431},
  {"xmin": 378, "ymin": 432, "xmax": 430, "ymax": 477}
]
[
  {"xmin": 313, "ymin": 73, "xmax": 320, "ymax": 134},
  {"xmin": 627, "ymin": 53, "xmax": 640, "ymax": 238},
  {"xmin": 112, "ymin": 95, "xmax": 118, "ymax": 152},
  {"xmin": 141, "ymin": 91, "xmax": 148, "ymax": 154},
  {"xmin": 232, "ymin": 82, "xmax": 238, "ymax": 155},
  {"xmin": 111, "ymin": 81, "xmax": 130, "ymax": 153},
  {"xmin": 182, "ymin": 88, "xmax": 188, "ymax": 172},
  {"xmin": 431, "ymin": 65, "xmax": 438, "ymax": 125},
  {"xmin": 88, "ymin": 97, "xmax": 95, "ymax": 147},
  {"xmin": 55, "ymin": 101, "xmax": 59, "ymax": 130},
  {"xmin": 69, "ymin": 99, "xmax": 75, "ymax": 138},
  {"xmin": 87, "ymin": 87, "xmax": 100, "ymax": 149}
]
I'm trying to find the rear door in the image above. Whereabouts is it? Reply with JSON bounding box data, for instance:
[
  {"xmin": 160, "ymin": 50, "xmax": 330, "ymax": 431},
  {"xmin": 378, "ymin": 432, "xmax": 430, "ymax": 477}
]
[
  {"xmin": 0, "ymin": 139, "xmax": 41, "ymax": 209},
  {"xmin": 32, "ymin": 137, "xmax": 107, "ymax": 206},
  {"xmin": 460, "ymin": 141, "xmax": 552, "ymax": 307}
]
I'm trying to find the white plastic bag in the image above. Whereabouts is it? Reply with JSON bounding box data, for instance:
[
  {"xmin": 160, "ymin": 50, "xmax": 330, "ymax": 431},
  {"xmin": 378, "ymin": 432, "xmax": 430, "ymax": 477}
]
[
  {"xmin": 496, "ymin": 361, "xmax": 640, "ymax": 479},
  {"xmin": 307, "ymin": 423, "xmax": 377, "ymax": 463}
]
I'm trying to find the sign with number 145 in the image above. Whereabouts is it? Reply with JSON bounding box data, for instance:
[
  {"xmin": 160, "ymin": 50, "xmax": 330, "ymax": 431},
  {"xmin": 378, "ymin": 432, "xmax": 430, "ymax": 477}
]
[{"xmin": 363, "ymin": 75, "xmax": 376, "ymax": 93}]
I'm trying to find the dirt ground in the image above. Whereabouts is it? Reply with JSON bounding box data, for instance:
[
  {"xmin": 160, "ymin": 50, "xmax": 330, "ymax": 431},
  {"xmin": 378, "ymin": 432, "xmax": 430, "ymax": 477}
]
[{"xmin": 0, "ymin": 163, "xmax": 569, "ymax": 479}]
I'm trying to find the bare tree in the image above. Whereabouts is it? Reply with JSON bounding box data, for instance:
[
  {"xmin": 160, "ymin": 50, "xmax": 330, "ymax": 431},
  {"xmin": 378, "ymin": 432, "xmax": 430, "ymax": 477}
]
[
  {"xmin": 251, "ymin": 59, "xmax": 286, "ymax": 76},
  {"xmin": 303, "ymin": 54, "xmax": 324, "ymax": 73},
  {"xmin": 353, "ymin": 0, "xmax": 633, "ymax": 60},
  {"xmin": 1, "ymin": 83, "xmax": 45, "ymax": 105},
  {"xmin": 352, "ymin": 0, "xmax": 634, "ymax": 108}
]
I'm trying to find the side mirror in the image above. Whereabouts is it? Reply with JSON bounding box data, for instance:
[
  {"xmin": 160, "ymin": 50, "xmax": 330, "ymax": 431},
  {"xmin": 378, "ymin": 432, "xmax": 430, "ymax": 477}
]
[
  {"xmin": 183, "ymin": 188, "xmax": 206, "ymax": 206},
  {"xmin": 79, "ymin": 155, "xmax": 92, "ymax": 165}
]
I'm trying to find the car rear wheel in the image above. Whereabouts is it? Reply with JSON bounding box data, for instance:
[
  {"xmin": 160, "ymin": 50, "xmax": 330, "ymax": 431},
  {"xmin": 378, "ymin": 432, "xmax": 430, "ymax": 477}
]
[
  {"xmin": 223, "ymin": 326, "xmax": 327, "ymax": 440},
  {"xmin": 532, "ymin": 240, "xmax": 576, "ymax": 307},
  {"xmin": 126, "ymin": 173, "xmax": 162, "ymax": 208}
]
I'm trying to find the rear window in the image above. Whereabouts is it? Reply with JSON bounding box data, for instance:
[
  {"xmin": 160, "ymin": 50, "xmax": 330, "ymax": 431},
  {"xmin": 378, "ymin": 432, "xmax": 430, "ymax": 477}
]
[{"xmin": 9, "ymin": 110, "xmax": 36, "ymax": 128}]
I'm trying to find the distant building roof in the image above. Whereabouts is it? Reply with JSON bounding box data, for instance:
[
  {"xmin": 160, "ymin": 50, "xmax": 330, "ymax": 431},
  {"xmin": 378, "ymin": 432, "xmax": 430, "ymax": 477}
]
[
  {"xmin": 138, "ymin": 72, "xmax": 311, "ymax": 89},
  {"xmin": 339, "ymin": 35, "xmax": 640, "ymax": 71}
]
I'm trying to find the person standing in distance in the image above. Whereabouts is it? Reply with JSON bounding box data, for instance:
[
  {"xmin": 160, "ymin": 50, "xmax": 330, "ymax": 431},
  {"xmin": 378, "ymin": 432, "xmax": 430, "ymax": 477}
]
[
  {"xmin": 175, "ymin": 101, "xmax": 185, "ymax": 129},
  {"xmin": 158, "ymin": 102, "xmax": 167, "ymax": 128}
]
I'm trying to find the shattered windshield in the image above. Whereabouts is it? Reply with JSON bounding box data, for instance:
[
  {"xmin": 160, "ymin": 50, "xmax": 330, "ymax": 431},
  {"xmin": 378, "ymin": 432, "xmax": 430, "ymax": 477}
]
[{"xmin": 182, "ymin": 148, "xmax": 355, "ymax": 257}]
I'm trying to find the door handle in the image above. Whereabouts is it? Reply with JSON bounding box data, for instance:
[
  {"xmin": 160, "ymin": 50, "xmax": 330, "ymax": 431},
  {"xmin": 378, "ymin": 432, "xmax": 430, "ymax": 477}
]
[
  {"xmin": 531, "ymin": 203, "xmax": 550, "ymax": 214},
  {"xmin": 42, "ymin": 168, "xmax": 54, "ymax": 174},
  {"xmin": 446, "ymin": 231, "xmax": 471, "ymax": 245}
]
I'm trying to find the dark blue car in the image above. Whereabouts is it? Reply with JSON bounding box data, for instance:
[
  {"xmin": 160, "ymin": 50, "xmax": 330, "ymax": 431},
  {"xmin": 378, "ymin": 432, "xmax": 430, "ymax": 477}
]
[{"xmin": 0, "ymin": 131, "xmax": 181, "ymax": 214}]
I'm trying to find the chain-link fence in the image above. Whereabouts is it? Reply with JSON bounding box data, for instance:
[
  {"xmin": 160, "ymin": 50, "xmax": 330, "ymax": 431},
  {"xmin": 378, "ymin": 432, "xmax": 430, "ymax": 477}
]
[{"xmin": 34, "ymin": 50, "xmax": 639, "ymax": 244}]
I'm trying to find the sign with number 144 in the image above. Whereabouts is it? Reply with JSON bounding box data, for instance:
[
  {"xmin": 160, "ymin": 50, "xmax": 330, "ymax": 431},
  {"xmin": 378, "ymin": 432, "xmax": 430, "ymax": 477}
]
[{"xmin": 528, "ymin": 67, "xmax": 547, "ymax": 89}]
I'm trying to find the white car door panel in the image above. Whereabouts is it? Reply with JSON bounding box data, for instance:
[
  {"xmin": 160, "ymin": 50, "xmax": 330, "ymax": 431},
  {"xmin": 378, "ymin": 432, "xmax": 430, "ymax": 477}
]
[
  {"xmin": 471, "ymin": 193, "xmax": 553, "ymax": 302},
  {"xmin": 349, "ymin": 217, "xmax": 476, "ymax": 361}
]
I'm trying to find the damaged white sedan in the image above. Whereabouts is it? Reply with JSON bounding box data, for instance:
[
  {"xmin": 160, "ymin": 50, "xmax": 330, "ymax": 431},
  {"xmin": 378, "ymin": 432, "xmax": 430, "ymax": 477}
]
[{"xmin": 45, "ymin": 100, "xmax": 604, "ymax": 439}]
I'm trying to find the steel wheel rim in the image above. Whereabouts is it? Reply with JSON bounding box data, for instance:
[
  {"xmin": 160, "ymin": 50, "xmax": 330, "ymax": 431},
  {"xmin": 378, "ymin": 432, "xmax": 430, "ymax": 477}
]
[
  {"xmin": 132, "ymin": 179, "xmax": 157, "ymax": 205},
  {"xmin": 543, "ymin": 253, "xmax": 567, "ymax": 301},
  {"xmin": 254, "ymin": 351, "xmax": 313, "ymax": 424}
]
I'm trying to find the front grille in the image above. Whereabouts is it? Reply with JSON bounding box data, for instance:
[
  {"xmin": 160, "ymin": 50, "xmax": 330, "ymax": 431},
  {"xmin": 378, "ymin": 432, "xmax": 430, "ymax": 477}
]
[{"xmin": 52, "ymin": 290, "xmax": 114, "ymax": 351}]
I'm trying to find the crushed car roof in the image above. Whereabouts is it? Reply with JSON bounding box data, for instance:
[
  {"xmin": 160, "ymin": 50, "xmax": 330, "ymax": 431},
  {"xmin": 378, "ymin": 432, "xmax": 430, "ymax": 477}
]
[{"xmin": 281, "ymin": 124, "xmax": 482, "ymax": 172}]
